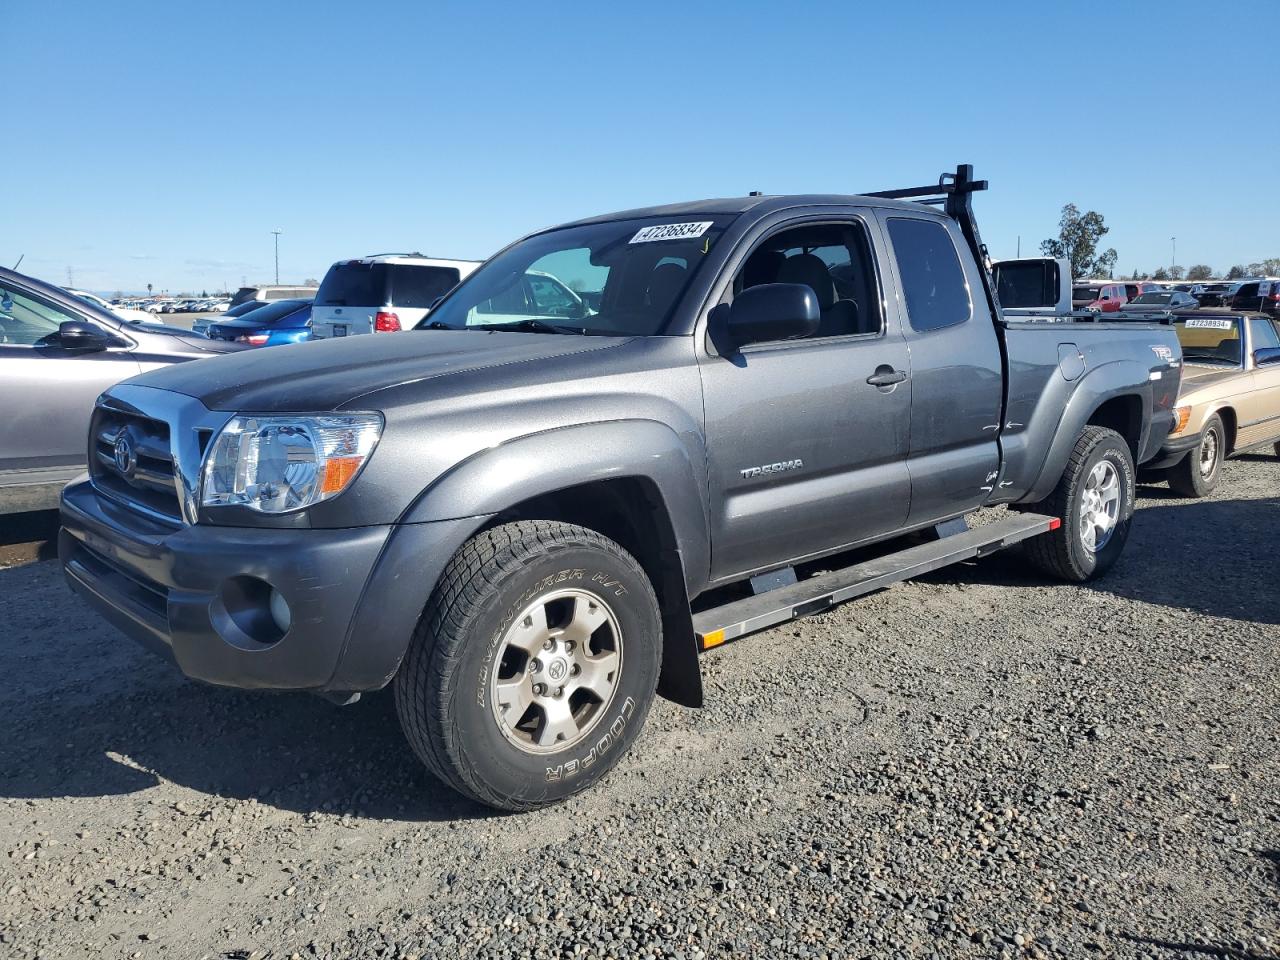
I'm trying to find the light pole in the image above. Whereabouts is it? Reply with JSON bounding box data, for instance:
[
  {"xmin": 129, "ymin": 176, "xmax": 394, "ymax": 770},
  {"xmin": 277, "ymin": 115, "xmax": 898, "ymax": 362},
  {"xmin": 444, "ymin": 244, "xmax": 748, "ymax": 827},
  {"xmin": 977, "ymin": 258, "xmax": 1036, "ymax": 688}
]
[
  {"xmin": 272, "ymin": 229, "xmax": 283, "ymax": 284},
  {"xmin": 1170, "ymin": 237, "xmax": 1176, "ymax": 273}
]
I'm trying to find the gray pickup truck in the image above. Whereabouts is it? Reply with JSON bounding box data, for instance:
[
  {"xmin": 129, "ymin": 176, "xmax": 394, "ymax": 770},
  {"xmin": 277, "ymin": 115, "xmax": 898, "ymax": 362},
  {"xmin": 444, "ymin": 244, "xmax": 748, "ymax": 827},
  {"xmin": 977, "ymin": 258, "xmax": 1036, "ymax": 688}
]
[{"xmin": 60, "ymin": 166, "xmax": 1182, "ymax": 810}]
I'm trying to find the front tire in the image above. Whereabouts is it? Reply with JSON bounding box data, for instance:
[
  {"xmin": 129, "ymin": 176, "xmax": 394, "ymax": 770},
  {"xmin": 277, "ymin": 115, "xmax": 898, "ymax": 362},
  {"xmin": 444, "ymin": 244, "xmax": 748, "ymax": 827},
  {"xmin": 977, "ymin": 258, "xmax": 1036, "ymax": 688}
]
[
  {"xmin": 1168, "ymin": 414, "xmax": 1224, "ymax": 498},
  {"xmin": 394, "ymin": 521, "xmax": 662, "ymax": 811},
  {"xmin": 1020, "ymin": 425, "xmax": 1136, "ymax": 583}
]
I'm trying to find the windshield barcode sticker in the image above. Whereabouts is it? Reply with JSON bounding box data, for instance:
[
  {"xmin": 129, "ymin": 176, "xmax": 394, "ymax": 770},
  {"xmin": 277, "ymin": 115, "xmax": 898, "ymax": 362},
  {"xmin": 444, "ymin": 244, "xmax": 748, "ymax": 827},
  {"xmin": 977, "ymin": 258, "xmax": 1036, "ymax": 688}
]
[
  {"xmin": 629, "ymin": 221, "xmax": 714, "ymax": 244},
  {"xmin": 1183, "ymin": 318, "xmax": 1233, "ymax": 329}
]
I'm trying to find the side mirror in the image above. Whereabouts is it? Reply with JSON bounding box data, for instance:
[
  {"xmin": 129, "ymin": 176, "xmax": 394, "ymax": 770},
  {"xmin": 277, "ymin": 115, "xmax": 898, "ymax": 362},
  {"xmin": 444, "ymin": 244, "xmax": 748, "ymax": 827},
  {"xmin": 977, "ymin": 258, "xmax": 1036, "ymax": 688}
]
[
  {"xmin": 722, "ymin": 283, "xmax": 820, "ymax": 348},
  {"xmin": 1254, "ymin": 347, "xmax": 1280, "ymax": 367},
  {"xmin": 57, "ymin": 320, "xmax": 111, "ymax": 351}
]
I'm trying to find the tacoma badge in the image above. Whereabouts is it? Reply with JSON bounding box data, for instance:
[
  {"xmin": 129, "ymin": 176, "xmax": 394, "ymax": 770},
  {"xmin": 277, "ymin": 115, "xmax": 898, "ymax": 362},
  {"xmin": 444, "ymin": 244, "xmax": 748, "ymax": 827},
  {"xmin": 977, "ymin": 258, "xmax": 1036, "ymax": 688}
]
[{"xmin": 740, "ymin": 459, "xmax": 804, "ymax": 480}]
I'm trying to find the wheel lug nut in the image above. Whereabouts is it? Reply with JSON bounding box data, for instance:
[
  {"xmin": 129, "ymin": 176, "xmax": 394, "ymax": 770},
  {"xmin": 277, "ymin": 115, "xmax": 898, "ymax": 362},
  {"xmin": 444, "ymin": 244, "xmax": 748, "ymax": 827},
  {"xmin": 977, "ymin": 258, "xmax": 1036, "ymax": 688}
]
[
  {"xmin": 530, "ymin": 659, "xmax": 541, "ymax": 673},
  {"xmin": 542, "ymin": 639, "xmax": 554, "ymax": 651},
  {"xmin": 555, "ymin": 687, "xmax": 564, "ymax": 698},
  {"xmin": 533, "ymin": 683, "xmax": 546, "ymax": 696},
  {"xmin": 564, "ymin": 640, "xmax": 574, "ymax": 653},
  {"xmin": 571, "ymin": 664, "xmax": 581, "ymax": 676}
]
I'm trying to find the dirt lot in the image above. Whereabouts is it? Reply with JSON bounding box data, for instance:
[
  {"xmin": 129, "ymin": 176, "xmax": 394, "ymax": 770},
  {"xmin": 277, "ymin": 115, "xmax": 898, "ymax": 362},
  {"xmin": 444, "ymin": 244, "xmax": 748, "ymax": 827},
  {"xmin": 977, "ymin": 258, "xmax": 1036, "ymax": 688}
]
[{"xmin": 2, "ymin": 460, "xmax": 1277, "ymax": 959}]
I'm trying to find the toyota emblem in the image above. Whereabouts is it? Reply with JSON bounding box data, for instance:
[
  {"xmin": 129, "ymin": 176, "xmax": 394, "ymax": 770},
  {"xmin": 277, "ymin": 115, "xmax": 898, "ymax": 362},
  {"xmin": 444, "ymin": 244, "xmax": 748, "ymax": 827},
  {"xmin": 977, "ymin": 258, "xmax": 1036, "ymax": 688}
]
[{"xmin": 113, "ymin": 430, "xmax": 137, "ymax": 477}]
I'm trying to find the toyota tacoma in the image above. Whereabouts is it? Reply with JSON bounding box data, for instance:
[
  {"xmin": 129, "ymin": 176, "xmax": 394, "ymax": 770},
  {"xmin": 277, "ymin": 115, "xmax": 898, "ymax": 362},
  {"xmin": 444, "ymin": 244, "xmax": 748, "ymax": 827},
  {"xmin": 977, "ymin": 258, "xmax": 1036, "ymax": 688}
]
[{"xmin": 60, "ymin": 166, "xmax": 1182, "ymax": 810}]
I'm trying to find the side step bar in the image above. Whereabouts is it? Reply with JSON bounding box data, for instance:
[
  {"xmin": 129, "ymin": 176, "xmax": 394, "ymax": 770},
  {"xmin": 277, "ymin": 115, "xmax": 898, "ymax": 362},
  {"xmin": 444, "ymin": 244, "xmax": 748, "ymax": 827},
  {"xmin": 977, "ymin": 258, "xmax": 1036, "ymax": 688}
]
[{"xmin": 694, "ymin": 512, "xmax": 1060, "ymax": 650}]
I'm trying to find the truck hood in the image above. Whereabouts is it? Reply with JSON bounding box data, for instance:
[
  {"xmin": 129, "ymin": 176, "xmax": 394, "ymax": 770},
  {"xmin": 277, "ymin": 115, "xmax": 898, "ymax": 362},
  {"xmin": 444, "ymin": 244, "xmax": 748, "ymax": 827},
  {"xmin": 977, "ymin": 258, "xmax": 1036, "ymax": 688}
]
[{"xmin": 127, "ymin": 329, "xmax": 626, "ymax": 412}]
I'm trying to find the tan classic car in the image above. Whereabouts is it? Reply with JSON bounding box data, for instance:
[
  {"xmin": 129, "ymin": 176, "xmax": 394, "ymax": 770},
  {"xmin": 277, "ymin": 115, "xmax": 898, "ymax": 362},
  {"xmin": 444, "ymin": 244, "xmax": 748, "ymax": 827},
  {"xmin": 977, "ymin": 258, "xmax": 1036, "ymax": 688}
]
[{"xmin": 1146, "ymin": 312, "xmax": 1280, "ymax": 496}]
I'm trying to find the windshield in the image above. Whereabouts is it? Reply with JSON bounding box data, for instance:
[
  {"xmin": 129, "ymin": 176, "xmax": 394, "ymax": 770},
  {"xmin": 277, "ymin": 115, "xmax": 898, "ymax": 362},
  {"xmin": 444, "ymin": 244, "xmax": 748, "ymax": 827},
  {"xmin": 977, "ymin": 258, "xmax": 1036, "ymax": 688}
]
[
  {"xmin": 1133, "ymin": 293, "xmax": 1173, "ymax": 304},
  {"xmin": 1072, "ymin": 286, "xmax": 1101, "ymax": 301},
  {"xmin": 1174, "ymin": 317, "xmax": 1241, "ymax": 365},
  {"xmin": 419, "ymin": 216, "xmax": 733, "ymax": 336}
]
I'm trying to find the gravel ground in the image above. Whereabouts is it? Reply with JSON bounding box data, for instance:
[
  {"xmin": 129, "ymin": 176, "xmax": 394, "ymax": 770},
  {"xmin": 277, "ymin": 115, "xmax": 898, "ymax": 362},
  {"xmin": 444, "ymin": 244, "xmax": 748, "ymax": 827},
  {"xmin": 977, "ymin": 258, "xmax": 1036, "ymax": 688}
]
[{"xmin": 1, "ymin": 458, "xmax": 1277, "ymax": 959}]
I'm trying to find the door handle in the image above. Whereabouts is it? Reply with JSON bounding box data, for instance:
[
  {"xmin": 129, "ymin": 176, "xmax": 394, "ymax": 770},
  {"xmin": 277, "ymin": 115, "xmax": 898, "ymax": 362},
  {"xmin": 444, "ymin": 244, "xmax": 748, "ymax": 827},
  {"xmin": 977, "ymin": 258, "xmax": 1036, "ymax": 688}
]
[{"xmin": 866, "ymin": 366, "xmax": 908, "ymax": 387}]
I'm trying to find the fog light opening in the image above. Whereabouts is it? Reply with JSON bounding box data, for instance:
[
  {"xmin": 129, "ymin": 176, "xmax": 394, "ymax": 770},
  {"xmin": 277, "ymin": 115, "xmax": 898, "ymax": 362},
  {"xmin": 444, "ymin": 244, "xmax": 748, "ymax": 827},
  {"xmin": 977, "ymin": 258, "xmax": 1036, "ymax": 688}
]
[
  {"xmin": 215, "ymin": 575, "xmax": 290, "ymax": 647},
  {"xmin": 269, "ymin": 588, "xmax": 292, "ymax": 635}
]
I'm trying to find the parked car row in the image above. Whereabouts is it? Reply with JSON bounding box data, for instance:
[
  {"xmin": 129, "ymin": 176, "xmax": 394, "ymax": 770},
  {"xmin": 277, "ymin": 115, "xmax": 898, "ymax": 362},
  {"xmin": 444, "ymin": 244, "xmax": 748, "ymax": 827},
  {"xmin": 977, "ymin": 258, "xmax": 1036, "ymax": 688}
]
[{"xmin": 1072, "ymin": 278, "xmax": 1280, "ymax": 315}]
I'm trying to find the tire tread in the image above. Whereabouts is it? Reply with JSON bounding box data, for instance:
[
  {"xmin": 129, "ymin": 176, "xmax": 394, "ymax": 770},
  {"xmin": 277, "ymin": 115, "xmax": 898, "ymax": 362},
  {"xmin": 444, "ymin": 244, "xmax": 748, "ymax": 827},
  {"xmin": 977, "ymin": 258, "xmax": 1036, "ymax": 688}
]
[
  {"xmin": 1020, "ymin": 425, "xmax": 1130, "ymax": 582},
  {"xmin": 394, "ymin": 520, "xmax": 656, "ymax": 811}
]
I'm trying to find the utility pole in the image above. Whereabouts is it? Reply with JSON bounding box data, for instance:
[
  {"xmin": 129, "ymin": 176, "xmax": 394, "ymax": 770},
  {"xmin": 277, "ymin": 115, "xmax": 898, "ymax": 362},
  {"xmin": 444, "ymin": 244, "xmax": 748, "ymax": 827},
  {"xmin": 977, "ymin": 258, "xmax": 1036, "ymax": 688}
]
[
  {"xmin": 272, "ymin": 229, "xmax": 283, "ymax": 284},
  {"xmin": 1170, "ymin": 237, "xmax": 1176, "ymax": 272},
  {"xmin": 1016, "ymin": 235, "xmax": 1021, "ymax": 257}
]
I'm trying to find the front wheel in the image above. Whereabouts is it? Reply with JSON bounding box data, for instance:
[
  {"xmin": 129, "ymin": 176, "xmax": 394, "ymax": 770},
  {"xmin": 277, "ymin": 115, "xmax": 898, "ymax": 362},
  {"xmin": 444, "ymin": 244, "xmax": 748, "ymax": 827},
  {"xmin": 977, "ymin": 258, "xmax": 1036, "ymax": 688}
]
[
  {"xmin": 1019, "ymin": 425, "xmax": 1136, "ymax": 582},
  {"xmin": 394, "ymin": 520, "xmax": 662, "ymax": 811},
  {"xmin": 1168, "ymin": 414, "xmax": 1224, "ymax": 497}
]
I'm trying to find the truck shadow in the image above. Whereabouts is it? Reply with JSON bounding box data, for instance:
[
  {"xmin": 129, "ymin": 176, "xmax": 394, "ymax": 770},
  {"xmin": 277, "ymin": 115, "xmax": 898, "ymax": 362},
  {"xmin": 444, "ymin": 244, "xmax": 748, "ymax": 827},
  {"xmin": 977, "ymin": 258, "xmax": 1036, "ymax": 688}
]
[
  {"xmin": 1115, "ymin": 933, "xmax": 1277, "ymax": 960},
  {"xmin": 920, "ymin": 495, "xmax": 1280, "ymax": 625},
  {"xmin": 0, "ymin": 561, "xmax": 497, "ymax": 821}
]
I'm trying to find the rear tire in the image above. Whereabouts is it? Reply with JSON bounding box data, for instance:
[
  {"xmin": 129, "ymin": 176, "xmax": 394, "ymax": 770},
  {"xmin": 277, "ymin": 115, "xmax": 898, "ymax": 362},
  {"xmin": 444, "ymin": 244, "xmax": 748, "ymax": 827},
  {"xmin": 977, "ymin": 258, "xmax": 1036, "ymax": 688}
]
[
  {"xmin": 1168, "ymin": 414, "xmax": 1224, "ymax": 498},
  {"xmin": 394, "ymin": 520, "xmax": 662, "ymax": 812},
  {"xmin": 1019, "ymin": 426, "xmax": 1135, "ymax": 583}
]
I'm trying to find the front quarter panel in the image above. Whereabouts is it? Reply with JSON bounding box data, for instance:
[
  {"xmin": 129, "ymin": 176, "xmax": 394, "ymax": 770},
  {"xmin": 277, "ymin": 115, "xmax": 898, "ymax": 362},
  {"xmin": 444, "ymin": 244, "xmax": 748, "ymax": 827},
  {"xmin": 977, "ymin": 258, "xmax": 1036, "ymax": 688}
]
[{"xmin": 401, "ymin": 419, "xmax": 711, "ymax": 598}]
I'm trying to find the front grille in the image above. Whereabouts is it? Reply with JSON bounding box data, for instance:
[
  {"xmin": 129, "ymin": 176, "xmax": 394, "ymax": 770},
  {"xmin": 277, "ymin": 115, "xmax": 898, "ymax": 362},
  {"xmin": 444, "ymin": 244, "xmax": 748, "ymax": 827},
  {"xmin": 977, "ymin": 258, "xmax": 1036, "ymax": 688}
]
[{"xmin": 90, "ymin": 406, "xmax": 183, "ymax": 523}]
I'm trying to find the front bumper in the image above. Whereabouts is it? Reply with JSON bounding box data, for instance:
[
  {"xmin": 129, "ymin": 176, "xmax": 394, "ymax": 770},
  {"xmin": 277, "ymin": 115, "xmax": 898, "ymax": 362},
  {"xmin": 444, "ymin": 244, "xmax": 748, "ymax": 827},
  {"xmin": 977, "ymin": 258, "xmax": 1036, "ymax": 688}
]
[
  {"xmin": 1146, "ymin": 429, "xmax": 1203, "ymax": 471},
  {"xmin": 59, "ymin": 479, "xmax": 483, "ymax": 693}
]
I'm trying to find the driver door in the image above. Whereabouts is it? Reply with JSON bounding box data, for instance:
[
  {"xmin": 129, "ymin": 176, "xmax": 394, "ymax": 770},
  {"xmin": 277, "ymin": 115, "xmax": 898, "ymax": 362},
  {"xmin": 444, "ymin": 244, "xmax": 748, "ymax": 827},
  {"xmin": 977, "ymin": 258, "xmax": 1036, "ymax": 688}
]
[{"xmin": 0, "ymin": 284, "xmax": 140, "ymax": 482}]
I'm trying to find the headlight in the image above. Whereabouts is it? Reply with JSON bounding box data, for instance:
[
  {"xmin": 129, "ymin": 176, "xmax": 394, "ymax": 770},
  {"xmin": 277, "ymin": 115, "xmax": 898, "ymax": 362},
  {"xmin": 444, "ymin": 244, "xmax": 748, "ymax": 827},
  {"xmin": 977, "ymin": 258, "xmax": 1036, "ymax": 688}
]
[
  {"xmin": 201, "ymin": 413, "xmax": 383, "ymax": 514},
  {"xmin": 1170, "ymin": 405, "xmax": 1192, "ymax": 436}
]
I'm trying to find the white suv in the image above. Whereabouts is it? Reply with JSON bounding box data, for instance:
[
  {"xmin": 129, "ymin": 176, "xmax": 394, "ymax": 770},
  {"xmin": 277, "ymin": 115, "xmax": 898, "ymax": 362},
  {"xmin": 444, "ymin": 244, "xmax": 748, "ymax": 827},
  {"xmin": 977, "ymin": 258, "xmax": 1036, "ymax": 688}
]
[{"xmin": 310, "ymin": 254, "xmax": 480, "ymax": 339}]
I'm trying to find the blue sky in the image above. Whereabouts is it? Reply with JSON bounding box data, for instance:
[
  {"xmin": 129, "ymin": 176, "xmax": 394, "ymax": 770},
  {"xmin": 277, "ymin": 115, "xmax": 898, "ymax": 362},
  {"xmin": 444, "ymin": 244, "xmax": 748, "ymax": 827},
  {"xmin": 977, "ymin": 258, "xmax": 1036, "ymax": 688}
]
[{"xmin": 6, "ymin": 0, "xmax": 1277, "ymax": 293}]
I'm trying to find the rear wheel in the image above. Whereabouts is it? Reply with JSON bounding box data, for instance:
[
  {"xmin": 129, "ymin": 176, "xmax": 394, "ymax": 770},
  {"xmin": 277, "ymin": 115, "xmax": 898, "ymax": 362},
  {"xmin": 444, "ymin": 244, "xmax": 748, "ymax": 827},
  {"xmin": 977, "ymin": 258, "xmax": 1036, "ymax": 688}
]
[
  {"xmin": 394, "ymin": 520, "xmax": 662, "ymax": 811},
  {"xmin": 1168, "ymin": 414, "xmax": 1224, "ymax": 498},
  {"xmin": 1020, "ymin": 425, "xmax": 1135, "ymax": 583}
]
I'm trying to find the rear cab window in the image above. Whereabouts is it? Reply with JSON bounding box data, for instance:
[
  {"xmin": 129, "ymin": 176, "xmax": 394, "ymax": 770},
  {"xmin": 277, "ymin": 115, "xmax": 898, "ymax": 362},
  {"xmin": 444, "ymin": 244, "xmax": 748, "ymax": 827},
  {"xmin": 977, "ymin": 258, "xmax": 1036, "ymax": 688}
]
[
  {"xmin": 885, "ymin": 218, "xmax": 972, "ymax": 332},
  {"xmin": 995, "ymin": 260, "xmax": 1059, "ymax": 309}
]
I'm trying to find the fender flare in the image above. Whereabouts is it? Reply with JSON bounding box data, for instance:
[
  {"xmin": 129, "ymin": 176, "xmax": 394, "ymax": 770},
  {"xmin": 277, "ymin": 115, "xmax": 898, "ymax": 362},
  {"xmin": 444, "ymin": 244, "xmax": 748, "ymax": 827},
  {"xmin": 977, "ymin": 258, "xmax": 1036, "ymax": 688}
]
[
  {"xmin": 1021, "ymin": 360, "xmax": 1153, "ymax": 503},
  {"xmin": 401, "ymin": 419, "xmax": 711, "ymax": 707}
]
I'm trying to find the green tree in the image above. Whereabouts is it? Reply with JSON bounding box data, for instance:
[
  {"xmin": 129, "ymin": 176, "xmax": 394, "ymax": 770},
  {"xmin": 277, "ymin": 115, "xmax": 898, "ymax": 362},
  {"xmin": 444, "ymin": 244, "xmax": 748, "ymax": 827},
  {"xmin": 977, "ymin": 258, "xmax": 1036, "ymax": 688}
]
[
  {"xmin": 1152, "ymin": 267, "xmax": 1169, "ymax": 281},
  {"xmin": 1167, "ymin": 266, "xmax": 1185, "ymax": 281},
  {"xmin": 1040, "ymin": 203, "xmax": 1118, "ymax": 279},
  {"xmin": 1185, "ymin": 264, "xmax": 1213, "ymax": 281},
  {"xmin": 1226, "ymin": 265, "xmax": 1246, "ymax": 280}
]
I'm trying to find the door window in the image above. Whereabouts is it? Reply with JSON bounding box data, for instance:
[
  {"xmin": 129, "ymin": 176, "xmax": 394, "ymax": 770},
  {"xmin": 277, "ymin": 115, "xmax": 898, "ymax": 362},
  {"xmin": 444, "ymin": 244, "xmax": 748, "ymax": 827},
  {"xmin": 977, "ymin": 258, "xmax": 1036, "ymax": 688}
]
[
  {"xmin": 730, "ymin": 220, "xmax": 882, "ymax": 339},
  {"xmin": 0, "ymin": 286, "xmax": 80, "ymax": 345},
  {"xmin": 1249, "ymin": 317, "xmax": 1280, "ymax": 351},
  {"xmin": 886, "ymin": 218, "xmax": 972, "ymax": 332}
]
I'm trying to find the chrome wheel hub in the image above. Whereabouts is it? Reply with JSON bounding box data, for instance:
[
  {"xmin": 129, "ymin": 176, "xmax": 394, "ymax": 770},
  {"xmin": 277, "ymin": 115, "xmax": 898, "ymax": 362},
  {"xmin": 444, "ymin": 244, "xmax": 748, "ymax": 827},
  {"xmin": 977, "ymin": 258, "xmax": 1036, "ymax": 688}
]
[
  {"xmin": 1199, "ymin": 430, "xmax": 1219, "ymax": 478},
  {"xmin": 490, "ymin": 588, "xmax": 622, "ymax": 754},
  {"xmin": 1079, "ymin": 460, "xmax": 1121, "ymax": 553}
]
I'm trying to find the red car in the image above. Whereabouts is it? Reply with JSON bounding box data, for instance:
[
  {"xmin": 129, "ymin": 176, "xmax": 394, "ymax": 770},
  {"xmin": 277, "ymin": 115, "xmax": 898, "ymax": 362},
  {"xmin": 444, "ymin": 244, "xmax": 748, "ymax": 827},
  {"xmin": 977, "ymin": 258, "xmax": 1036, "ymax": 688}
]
[
  {"xmin": 1125, "ymin": 281, "xmax": 1164, "ymax": 300},
  {"xmin": 1071, "ymin": 281, "xmax": 1129, "ymax": 312}
]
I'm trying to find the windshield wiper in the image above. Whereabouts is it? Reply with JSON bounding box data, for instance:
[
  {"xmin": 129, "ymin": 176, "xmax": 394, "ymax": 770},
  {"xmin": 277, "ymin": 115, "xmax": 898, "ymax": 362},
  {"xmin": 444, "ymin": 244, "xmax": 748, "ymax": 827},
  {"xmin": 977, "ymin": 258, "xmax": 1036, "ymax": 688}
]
[{"xmin": 476, "ymin": 318, "xmax": 584, "ymax": 335}]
